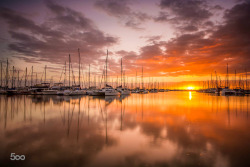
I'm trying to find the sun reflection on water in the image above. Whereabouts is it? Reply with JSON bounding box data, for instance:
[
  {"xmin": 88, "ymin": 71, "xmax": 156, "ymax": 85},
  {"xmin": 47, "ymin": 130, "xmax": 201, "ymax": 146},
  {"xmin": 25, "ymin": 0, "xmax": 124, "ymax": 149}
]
[{"xmin": 189, "ymin": 91, "xmax": 192, "ymax": 100}]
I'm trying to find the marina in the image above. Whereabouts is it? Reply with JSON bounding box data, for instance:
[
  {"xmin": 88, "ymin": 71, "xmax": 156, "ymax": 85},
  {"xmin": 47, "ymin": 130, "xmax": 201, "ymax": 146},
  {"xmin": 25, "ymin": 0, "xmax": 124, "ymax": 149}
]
[
  {"xmin": 0, "ymin": 0, "xmax": 250, "ymax": 166},
  {"xmin": 0, "ymin": 58, "xmax": 249, "ymax": 97}
]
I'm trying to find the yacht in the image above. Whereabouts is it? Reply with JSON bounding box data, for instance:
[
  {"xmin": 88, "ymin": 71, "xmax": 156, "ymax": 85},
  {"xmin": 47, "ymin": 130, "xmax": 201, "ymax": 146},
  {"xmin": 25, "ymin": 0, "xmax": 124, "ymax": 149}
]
[
  {"xmin": 91, "ymin": 89, "xmax": 105, "ymax": 96},
  {"xmin": 159, "ymin": 89, "xmax": 165, "ymax": 92},
  {"xmin": 131, "ymin": 87, "xmax": 140, "ymax": 93},
  {"xmin": 120, "ymin": 88, "xmax": 131, "ymax": 95},
  {"xmin": 149, "ymin": 89, "xmax": 158, "ymax": 93},
  {"xmin": 57, "ymin": 86, "xmax": 69, "ymax": 96},
  {"xmin": 221, "ymin": 87, "xmax": 236, "ymax": 96},
  {"xmin": 87, "ymin": 86, "xmax": 97, "ymax": 95},
  {"xmin": 29, "ymin": 83, "xmax": 50, "ymax": 95},
  {"xmin": 0, "ymin": 89, "xmax": 7, "ymax": 94},
  {"xmin": 100, "ymin": 85, "xmax": 120, "ymax": 96},
  {"xmin": 215, "ymin": 87, "xmax": 222, "ymax": 95},
  {"xmin": 105, "ymin": 87, "xmax": 120, "ymax": 96},
  {"xmin": 42, "ymin": 89, "xmax": 58, "ymax": 95},
  {"xmin": 131, "ymin": 90, "xmax": 137, "ymax": 93},
  {"xmin": 42, "ymin": 83, "xmax": 63, "ymax": 95},
  {"xmin": 17, "ymin": 87, "xmax": 30, "ymax": 95},
  {"xmin": 6, "ymin": 88, "xmax": 18, "ymax": 95},
  {"xmin": 63, "ymin": 88, "xmax": 87, "ymax": 96},
  {"xmin": 117, "ymin": 86, "xmax": 131, "ymax": 95},
  {"xmin": 233, "ymin": 88, "xmax": 245, "ymax": 96},
  {"xmin": 140, "ymin": 89, "xmax": 148, "ymax": 94},
  {"xmin": 70, "ymin": 89, "xmax": 87, "ymax": 96}
]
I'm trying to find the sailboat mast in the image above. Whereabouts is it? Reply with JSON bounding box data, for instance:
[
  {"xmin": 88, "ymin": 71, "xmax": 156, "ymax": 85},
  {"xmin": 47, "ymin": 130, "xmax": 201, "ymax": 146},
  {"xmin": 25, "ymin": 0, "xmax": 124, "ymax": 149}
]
[
  {"xmin": 226, "ymin": 63, "xmax": 228, "ymax": 88},
  {"xmin": 0, "ymin": 62, "xmax": 2, "ymax": 87},
  {"xmin": 124, "ymin": 71, "xmax": 125, "ymax": 87},
  {"xmin": 211, "ymin": 73, "xmax": 212, "ymax": 88},
  {"xmin": 235, "ymin": 70, "xmax": 236, "ymax": 88},
  {"xmin": 36, "ymin": 73, "xmax": 37, "ymax": 85},
  {"xmin": 142, "ymin": 66, "xmax": 143, "ymax": 89},
  {"xmin": 25, "ymin": 67, "xmax": 27, "ymax": 87},
  {"xmin": 78, "ymin": 48, "xmax": 81, "ymax": 87},
  {"xmin": 18, "ymin": 70, "xmax": 19, "ymax": 87},
  {"xmin": 69, "ymin": 54, "xmax": 71, "ymax": 87},
  {"xmin": 31, "ymin": 66, "xmax": 33, "ymax": 87},
  {"xmin": 89, "ymin": 64, "xmax": 90, "ymax": 88},
  {"xmin": 121, "ymin": 58, "xmax": 122, "ymax": 87},
  {"xmin": 106, "ymin": 50, "xmax": 108, "ymax": 86},
  {"xmin": 136, "ymin": 71, "xmax": 137, "ymax": 88},
  {"xmin": 12, "ymin": 66, "xmax": 14, "ymax": 88},
  {"xmin": 215, "ymin": 71, "xmax": 218, "ymax": 88},
  {"xmin": 94, "ymin": 75, "xmax": 96, "ymax": 87},
  {"xmin": 6, "ymin": 59, "xmax": 8, "ymax": 88},
  {"xmin": 246, "ymin": 69, "xmax": 247, "ymax": 90},
  {"xmin": 64, "ymin": 61, "xmax": 66, "ymax": 86},
  {"xmin": 45, "ymin": 65, "xmax": 47, "ymax": 83}
]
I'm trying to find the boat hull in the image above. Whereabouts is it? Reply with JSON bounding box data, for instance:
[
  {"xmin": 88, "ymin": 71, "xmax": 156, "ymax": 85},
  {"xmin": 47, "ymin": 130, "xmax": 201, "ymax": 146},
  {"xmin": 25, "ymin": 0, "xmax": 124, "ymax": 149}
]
[
  {"xmin": 105, "ymin": 92, "xmax": 120, "ymax": 96},
  {"xmin": 121, "ymin": 90, "xmax": 131, "ymax": 95},
  {"xmin": 91, "ymin": 91, "xmax": 105, "ymax": 96},
  {"xmin": 42, "ymin": 91, "xmax": 58, "ymax": 95}
]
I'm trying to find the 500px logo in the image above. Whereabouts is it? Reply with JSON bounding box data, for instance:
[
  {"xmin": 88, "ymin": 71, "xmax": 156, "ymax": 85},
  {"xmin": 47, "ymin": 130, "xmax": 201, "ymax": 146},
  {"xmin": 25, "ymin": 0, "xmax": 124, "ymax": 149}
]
[{"xmin": 10, "ymin": 153, "xmax": 25, "ymax": 160}]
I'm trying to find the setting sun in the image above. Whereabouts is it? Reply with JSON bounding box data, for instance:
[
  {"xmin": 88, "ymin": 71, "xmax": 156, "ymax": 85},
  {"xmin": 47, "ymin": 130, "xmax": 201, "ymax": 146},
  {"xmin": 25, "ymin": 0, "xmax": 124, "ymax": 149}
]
[{"xmin": 187, "ymin": 86, "xmax": 194, "ymax": 90}]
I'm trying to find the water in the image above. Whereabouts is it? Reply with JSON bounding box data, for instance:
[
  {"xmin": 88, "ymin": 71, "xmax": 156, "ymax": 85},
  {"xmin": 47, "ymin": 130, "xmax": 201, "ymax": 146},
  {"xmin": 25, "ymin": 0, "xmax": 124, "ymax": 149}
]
[{"xmin": 0, "ymin": 92, "xmax": 249, "ymax": 167}]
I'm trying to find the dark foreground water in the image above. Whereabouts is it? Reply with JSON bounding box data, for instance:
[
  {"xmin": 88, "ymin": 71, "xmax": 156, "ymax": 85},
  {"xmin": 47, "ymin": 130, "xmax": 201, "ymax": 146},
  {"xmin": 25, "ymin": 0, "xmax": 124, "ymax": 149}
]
[{"xmin": 0, "ymin": 92, "xmax": 249, "ymax": 167}]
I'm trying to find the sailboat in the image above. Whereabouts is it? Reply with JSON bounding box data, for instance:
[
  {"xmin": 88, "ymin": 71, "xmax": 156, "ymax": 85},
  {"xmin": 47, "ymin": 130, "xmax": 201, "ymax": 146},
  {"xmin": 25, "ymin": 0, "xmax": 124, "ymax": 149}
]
[
  {"xmin": 117, "ymin": 58, "xmax": 131, "ymax": 95},
  {"xmin": 221, "ymin": 64, "xmax": 236, "ymax": 96},
  {"xmin": 62, "ymin": 50, "xmax": 87, "ymax": 96},
  {"xmin": 86, "ymin": 65, "xmax": 98, "ymax": 95},
  {"xmin": 42, "ymin": 82, "xmax": 64, "ymax": 95},
  {"xmin": 60, "ymin": 49, "xmax": 86, "ymax": 96},
  {"xmin": 102, "ymin": 50, "xmax": 120, "ymax": 96},
  {"xmin": 69, "ymin": 49, "xmax": 87, "ymax": 95},
  {"xmin": 139, "ymin": 66, "xmax": 148, "ymax": 94}
]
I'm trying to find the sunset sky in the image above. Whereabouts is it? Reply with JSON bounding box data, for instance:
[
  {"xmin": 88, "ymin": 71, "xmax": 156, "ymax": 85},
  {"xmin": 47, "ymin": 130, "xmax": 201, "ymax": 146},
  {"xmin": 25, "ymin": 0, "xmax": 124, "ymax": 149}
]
[{"xmin": 0, "ymin": 0, "xmax": 249, "ymax": 83}]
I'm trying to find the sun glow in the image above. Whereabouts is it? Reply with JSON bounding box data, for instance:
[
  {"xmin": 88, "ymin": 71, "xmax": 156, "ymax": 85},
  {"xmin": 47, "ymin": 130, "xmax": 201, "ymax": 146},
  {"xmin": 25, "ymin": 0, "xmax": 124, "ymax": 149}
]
[{"xmin": 187, "ymin": 86, "xmax": 194, "ymax": 90}]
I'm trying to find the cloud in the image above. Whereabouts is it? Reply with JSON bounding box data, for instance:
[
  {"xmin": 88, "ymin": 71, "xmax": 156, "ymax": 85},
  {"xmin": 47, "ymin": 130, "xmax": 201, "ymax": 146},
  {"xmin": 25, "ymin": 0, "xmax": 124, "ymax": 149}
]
[
  {"xmin": 212, "ymin": 5, "xmax": 223, "ymax": 10},
  {"xmin": 115, "ymin": 1, "xmax": 250, "ymax": 77},
  {"xmin": 45, "ymin": 0, "xmax": 95, "ymax": 31},
  {"xmin": 142, "ymin": 35, "xmax": 162, "ymax": 44},
  {"xmin": 153, "ymin": 11, "xmax": 169, "ymax": 22},
  {"xmin": 0, "ymin": 7, "xmax": 63, "ymax": 38},
  {"xmin": 159, "ymin": 0, "xmax": 212, "ymax": 23},
  {"xmin": 95, "ymin": 0, "xmax": 151, "ymax": 29},
  {"xmin": 156, "ymin": 0, "xmax": 215, "ymax": 33},
  {"xmin": 0, "ymin": 1, "xmax": 118, "ymax": 70},
  {"xmin": 180, "ymin": 25, "xmax": 199, "ymax": 32}
]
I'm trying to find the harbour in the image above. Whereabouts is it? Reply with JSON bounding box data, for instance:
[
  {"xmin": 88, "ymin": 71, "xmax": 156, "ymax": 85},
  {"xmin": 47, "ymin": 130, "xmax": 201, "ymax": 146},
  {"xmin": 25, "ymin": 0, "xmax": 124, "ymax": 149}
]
[
  {"xmin": 0, "ymin": 0, "xmax": 250, "ymax": 166},
  {"xmin": 0, "ymin": 54, "xmax": 249, "ymax": 97}
]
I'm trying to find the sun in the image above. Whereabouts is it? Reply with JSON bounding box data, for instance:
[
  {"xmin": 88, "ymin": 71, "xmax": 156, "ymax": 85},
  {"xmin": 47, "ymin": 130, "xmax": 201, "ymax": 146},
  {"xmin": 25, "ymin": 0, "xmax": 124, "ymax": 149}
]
[{"xmin": 187, "ymin": 86, "xmax": 194, "ymax": 90}]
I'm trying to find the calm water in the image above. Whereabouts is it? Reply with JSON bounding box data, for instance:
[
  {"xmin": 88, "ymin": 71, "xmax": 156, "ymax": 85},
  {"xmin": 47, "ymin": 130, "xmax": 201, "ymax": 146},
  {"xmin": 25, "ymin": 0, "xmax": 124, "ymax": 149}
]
[{"xmin": 0, "ymin": 92, "xmax": 249, "ymax": 167}]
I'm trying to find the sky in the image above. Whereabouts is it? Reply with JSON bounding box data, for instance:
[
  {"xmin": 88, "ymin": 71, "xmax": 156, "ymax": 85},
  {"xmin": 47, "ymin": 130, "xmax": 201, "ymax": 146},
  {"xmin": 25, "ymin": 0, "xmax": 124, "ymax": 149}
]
[{"xmin": 0, "ymin": 0, "xmax": 249, "ymax": 84}]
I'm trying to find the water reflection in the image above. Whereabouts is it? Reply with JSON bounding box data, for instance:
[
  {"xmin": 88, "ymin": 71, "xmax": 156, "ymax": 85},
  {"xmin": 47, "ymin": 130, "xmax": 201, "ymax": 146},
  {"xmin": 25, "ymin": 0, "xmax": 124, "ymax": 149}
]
[
  {"xmin": 0, "ymin": 92, "xmax": 249, "ymax": 167},
  {"xmin": 189, "ymin": 91, "xmax": 192, "ymax": 100}
]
